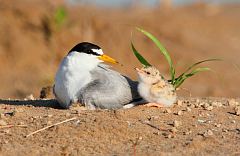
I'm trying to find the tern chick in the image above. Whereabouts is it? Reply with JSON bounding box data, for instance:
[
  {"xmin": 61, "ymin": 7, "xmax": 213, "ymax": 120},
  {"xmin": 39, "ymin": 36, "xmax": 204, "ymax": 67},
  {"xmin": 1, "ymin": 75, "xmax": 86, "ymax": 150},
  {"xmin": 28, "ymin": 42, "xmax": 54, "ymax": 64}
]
[{"xmin": 136, "ymin": 66, "xmax": 177, "ymax": 107}]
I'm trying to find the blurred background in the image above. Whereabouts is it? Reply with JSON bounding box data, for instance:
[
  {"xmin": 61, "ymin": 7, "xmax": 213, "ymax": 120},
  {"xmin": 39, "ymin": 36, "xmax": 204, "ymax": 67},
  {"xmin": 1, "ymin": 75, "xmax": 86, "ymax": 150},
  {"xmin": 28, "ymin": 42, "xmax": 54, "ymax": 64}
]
[{"xmin": 0, "ymin": 0, "xmax": 239, "ymax": 99}]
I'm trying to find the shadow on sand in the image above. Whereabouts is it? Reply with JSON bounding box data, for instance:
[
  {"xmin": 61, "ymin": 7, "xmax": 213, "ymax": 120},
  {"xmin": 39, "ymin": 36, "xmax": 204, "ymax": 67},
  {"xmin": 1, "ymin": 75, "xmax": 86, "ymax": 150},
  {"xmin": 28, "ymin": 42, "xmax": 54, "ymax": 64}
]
[{"xmin": 0, "ymin": 99, "xmax": 62, "ymax": 109}]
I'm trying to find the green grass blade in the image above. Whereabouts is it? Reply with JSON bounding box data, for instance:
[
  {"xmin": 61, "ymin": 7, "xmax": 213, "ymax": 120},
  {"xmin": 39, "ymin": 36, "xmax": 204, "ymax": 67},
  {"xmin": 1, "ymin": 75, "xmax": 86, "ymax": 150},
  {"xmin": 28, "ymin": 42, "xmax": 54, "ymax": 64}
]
[
  {"xmin": 181, "ymin": 59, "xmax": 221, "ymax": 76},
  {"xmin": 136, "ymin": 27, "xmax": 175, "ymax": 81},
  {"xmin": 131, "ymin": 42, "xmax": 151, "ymax": 67},
  {"xmin": 174, "ymin": 67, "xmax": 210, "ymax": 88},
  {"xmin": 187, "ymin": 67, "xmax": 210, "ymax": 76},
  {"xmin": 176, "ymin": 58, "xmax": 221, "ymax": 83},
  {"xmin": 54, "ymin": 6, "xmax": 67, "ymax": 27}
]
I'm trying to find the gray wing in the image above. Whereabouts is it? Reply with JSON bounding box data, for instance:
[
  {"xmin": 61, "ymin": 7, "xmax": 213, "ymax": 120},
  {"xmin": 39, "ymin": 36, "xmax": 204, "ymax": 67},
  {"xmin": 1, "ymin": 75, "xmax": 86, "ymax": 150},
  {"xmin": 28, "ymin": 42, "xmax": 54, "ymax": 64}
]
[{"xmin": 78, "ymin": 64, "xmax": 142, "ymax": 109}]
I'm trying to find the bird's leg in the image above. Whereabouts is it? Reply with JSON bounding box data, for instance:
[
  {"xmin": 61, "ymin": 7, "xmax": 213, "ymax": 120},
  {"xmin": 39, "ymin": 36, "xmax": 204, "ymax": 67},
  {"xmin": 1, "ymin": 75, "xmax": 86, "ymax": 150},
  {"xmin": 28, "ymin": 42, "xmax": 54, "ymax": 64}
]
[
  {"xmin": 144, "ymin": 103, "xmax": 165, "ymax": 108},
  {"xmin": 70, "ymin": 102, "xmax": 87, "ymax": 111}
]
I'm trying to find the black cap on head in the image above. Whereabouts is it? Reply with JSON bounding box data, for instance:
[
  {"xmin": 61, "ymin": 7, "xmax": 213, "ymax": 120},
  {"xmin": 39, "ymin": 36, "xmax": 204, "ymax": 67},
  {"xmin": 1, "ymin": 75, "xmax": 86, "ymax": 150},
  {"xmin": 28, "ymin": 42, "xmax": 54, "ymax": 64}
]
[{"xmin": 68, "ymin": 42, "xmax": 102, "ymax": 56}]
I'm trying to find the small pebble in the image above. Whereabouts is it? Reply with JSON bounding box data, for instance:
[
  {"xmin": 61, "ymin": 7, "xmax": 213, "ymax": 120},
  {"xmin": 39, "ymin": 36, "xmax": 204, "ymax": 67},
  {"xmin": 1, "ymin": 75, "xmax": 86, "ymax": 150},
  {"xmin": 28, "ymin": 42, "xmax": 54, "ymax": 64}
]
[
  {"xmin": 65, "ymin": 113, "xmax": 71, "ymax": 117},
  {"xmin": 207, "ymin": 120, "xmax": 213, "ymax": 124},
  {"xmin": 199, "ymin": 111, "xmax": 204, "ymax": 117},
  {"xmin": 207, "ymin": 130, "xmax": 213, "ymax": 135},
  {"xmin": 32, "ymin": 116, "xmax": 38, "ymax": 119},
  {"xmin": 234, "ymin": 106, "xmax": 240, "ymax": 116},
  {"xmin": 197, "ymin": 119, "xmax": 205, "ymax": 123},
  {"xmin": 206, "ymin": 106, "xmax": 214, "ymax": 111},
  {"xmin": 0, "ymin": 113, "xmax": 5, "ymax": 119},
  {"xmin": 48, "ymin": 114, "xmax": 53, "ymax": 118},
  {"xmin": 163, "ymin": 109, "xmax": 172, "ymax": 114},
  {"xmin": 0, "ymin": 120, "xmax": 7, "ymax": 126},
  {"xmin": 173, "ymin": 120, "xmax": 182, "ymax": 127},
  {"xmin": 167, "ymin": 134, "xmax": 173, "ymax": 138},
  {"xmin": 195, "ymin": 103, "xmax": 201, "ymax": 108},
  {"xmin": 126, "ymin": 121, "xmax": 131, "ymax": 127},
  {"xmin": 211, "ymin": 101, "xmax": 222, "ymax": 107},
  {"xmin": 202, "ymin": 102, "xmax": 210, "ymax": 109},
  {"xmin": 211, "ymin": 128, "xmax": 218, "ymax": 132},
  {"xmin": 231, "ymin": 120, "xmax": 236, "ymax": 124},
  {"xmin": 25, "ymin": 94, "xmax": 35, "ymax": 100},
  {"xmin": 19, "ymin": 121, "xmax": 24, "ymax": 125},
  {"xmin": 184, "ymin": 130, "xmax": 192, "ymax": 135},
  {"xmin": 75, "ymin": 120, "xmax": 81, "ymax": 125},
  {"xmin": 214, "ymin": 123, "xmax": 221, "ymax": 128},
  {"xmin": 189, "ymin": 104, "xmax": 195, "ymax": 108},
  {"xmin": 177, "ymin": 100, "xmax": 183, "ymax": 106},
  {"xmin": 186, "ymin": 107, "xmax": 191, "ymax": 112},
  {"xmin": 203, "ymin": 130, "xmax": 213, "ymax": 137},
  {"xmin": 170, "ymin": 127, "xmax": 178, "ymax": 133},
  {"xmin": 30, "ymin": 117, "xmax": 34, "ymax": 122},
  {"xmin": 47, "ymin": 121, "xmax": 52, "ymax": 125},
  {"xmin": 228, "ymin": 99, "xmax": 239, "ymax": 107},
  {"xmin": 153, "ymin": 131, "xmax": 161, "ymax": 135},
  {"xmin": 177, "ymin": 110, "xmax": 183, "ymax": 116}
]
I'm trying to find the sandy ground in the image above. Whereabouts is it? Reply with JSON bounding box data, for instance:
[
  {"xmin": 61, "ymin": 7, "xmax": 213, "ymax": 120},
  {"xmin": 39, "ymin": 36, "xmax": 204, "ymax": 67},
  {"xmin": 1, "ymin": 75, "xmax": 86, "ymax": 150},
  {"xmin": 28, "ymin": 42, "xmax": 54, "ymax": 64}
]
[{"xmin": 0, "ymin": 97, "xmax": 239, "ymax": 156}]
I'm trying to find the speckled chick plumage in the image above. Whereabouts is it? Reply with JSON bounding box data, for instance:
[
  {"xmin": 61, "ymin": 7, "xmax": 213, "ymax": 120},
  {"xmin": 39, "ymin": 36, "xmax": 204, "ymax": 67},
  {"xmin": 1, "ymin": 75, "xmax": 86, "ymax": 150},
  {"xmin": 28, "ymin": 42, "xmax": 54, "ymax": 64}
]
[{"xmin": 136, "ymin": 66, "xmax": 177, "ymax": 107}]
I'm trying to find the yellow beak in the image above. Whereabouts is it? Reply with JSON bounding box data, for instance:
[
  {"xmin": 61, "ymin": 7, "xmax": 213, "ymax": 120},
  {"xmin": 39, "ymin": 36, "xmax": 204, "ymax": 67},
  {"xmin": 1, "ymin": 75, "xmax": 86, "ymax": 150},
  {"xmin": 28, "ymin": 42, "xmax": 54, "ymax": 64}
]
[{"xmin": 98, "ymin": 54, "xmax": 118, "ymax": 64}]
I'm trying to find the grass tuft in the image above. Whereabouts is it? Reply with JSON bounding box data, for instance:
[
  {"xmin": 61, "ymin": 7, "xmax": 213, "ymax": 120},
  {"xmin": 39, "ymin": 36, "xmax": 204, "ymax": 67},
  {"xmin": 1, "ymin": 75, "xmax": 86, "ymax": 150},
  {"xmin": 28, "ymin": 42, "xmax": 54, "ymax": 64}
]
[{"xmin": 131, "ymin": 27, "xmax": 221, "ymax": 89}]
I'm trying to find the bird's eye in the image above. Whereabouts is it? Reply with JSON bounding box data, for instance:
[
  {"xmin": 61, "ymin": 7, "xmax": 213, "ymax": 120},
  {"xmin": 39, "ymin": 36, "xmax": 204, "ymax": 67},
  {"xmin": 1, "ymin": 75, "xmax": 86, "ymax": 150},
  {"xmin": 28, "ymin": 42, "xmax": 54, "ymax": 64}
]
[{"xmin": 146, "ymin": 72, "xmax": 150, "ymax": 75}]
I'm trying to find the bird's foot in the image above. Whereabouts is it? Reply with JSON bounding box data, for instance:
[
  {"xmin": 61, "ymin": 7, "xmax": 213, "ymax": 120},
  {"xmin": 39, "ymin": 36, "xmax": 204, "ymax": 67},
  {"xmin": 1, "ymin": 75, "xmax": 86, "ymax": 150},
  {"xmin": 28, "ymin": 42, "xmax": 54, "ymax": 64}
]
[
  {"xmin": 144, "ymin": 103, "xmax": 165, "ymax": 108},
  {"xmin": 70, "ymin": 102, "xmax": 87, "ymax": 111}
]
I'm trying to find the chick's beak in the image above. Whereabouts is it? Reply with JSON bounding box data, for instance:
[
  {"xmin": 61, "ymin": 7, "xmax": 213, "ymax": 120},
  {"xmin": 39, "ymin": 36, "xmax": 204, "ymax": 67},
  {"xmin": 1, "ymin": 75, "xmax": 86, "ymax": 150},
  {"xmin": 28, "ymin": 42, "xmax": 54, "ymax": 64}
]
[
  {"xmin": 135, "ymin": 67, "xmax": 143, "ymax": 73},
  {"xmin": 98, "ymin": 54, "xmax": 118, "ymax": 64}
]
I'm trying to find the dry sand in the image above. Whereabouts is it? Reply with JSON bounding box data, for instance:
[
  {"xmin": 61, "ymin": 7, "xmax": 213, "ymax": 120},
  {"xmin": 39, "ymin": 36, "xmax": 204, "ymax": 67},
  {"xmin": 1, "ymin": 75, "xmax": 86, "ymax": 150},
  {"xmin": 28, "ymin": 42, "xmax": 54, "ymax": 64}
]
[{"xmin": 0, "ymin": 97, "xmax": 239, "ymax": 156}]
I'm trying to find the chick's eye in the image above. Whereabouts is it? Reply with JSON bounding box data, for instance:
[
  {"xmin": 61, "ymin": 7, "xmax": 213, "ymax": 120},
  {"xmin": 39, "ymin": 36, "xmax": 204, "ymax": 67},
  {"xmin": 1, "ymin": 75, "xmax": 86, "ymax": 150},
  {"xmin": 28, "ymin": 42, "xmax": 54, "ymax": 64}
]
[{"xmin": 146, "ymin": 72, "xmax": 150, "ymax": 75}]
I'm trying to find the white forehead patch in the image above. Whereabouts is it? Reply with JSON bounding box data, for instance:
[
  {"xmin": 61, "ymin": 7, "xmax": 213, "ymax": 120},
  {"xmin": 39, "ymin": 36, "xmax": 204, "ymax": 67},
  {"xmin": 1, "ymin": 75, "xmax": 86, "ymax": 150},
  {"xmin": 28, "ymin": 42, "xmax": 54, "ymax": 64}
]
[{"xmin": 92, "ymin": 49, "xmax": 104, "ymax": 55}]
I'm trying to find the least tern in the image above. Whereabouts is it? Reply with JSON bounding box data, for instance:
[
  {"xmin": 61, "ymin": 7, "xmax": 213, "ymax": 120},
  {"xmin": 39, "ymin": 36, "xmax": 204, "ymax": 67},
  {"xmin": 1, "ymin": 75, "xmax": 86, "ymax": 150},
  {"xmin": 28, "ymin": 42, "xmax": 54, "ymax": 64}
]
[
  {"xmin": 54, "ymin": 42, "xmax": 143, "ymax": 109},
  {"xmin": 136, "ymin": 66, "xmax": 177, "ymax": 107}
]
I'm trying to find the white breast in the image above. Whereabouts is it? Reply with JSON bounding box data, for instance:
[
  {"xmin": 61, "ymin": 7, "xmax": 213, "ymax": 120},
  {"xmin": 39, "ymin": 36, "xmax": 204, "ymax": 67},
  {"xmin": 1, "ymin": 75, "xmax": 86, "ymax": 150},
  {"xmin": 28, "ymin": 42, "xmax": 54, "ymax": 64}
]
[
  {"xmin": 54, "ymin": 52, "xmax": 101, "ymax": 108},
  {"xmin": 138, "ymin": 83, "xmax": 153, "ymax": 102}
]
